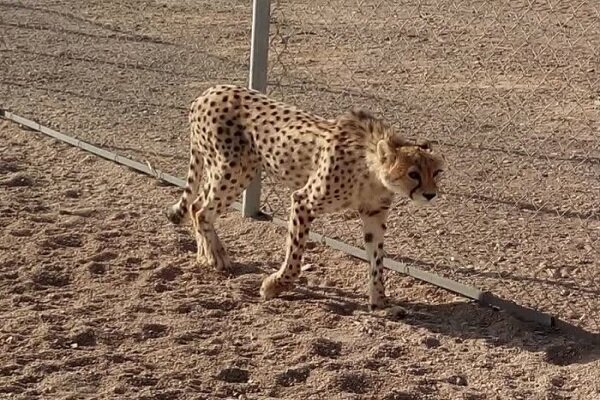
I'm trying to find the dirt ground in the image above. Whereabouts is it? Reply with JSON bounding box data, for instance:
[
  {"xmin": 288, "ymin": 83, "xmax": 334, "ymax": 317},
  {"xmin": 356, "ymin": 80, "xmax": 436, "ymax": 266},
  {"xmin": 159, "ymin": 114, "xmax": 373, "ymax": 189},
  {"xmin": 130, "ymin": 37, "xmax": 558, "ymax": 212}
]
[
  {"xmin": 0, "ymin": 0, "xmax": 598, "ymax": 335},
  {"xmin": 1, "ymin": 0, "xmax": 599, "ymax": 398},
  {"xmin": 1, "ymin": 120, "xmax": 600, "ymax": 399}
]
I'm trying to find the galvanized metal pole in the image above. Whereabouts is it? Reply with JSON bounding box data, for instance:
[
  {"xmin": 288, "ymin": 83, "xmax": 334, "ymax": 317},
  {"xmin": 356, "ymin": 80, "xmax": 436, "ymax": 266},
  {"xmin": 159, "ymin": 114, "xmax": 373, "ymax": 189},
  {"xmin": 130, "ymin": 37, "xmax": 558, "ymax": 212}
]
[{"xmin": 242, "ymin": 0, "xmax": 271, "ymax": 218}]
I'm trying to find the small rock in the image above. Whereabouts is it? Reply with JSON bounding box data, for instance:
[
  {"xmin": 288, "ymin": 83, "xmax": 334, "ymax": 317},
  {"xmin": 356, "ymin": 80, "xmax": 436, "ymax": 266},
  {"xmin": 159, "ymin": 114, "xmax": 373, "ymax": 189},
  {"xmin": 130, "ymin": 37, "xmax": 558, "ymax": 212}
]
[
  {"xmin": 422, "ymin": 336, "xmax": 441, "ymax": 349},
  {"xmin": 30, "ymin": 264, "xmax": 70, "ymax": 287},
  {"xmin": 0, "ymin": 173, "xmax": 34, "ymax": 187},
  {"xmin": 9, "ymin": 228, "xmax": 32, "ymax": 237},
  {"xmin": 305, "ymin": 241, "xmax": 318, "ymax": 250},
  {"xmin": 154, "ymin": 282, "xmax": 170, "ymax": 293},
  {"xmin": 297, "ymin": 276, "xmax": 308, "ymax": 285},
  {"xmin": 216, "ymin": 367, "xmax": 249, "ymax": 383},
  {"xmin": 407, "ymin": 366, "xmax": 428, "ymax": 376},
  {"xmin": 174, "ymin": 303, "xmax": 192, "ymax": 314},
  {"xmin": 89, "ymin": 251, "xmax": 118, "ymax": 262},
  {"xmin": 550, "ymin": 375, "xmax": 565, "ymax": 387},
  {"xmin": 87, "ymin": 262, "xmax": 106, "ymax": 275},
  {"xmin": 386, "ymin": 306, "xmax": 408, "ymax": 320},
  {"xmin": 334, "ymin": 371, "xmax": 371, "ymax": 394},
  {"xmin": 447, "ymin": 374, "xmax": 468, "ymax": 386},
  {"xmin": 372, "ymin": 343, "xmax": 405, "ymax": 359},
  {"xmin": 81, "ymin": 155, "xmax": 96, "ymax": 163},
  {"xmin": 112, "ymin": 386, "xmax": 127, "ymax": 395},
  {"xmin": 43, "ymin": 234, "xmax": 82, "ymax": 248},
  {"xmin": 60, "ymin": 216, "xmax": 83, "ymax": 228},
  {"xmin": 70, "ymin": 328, "xmax": 96, "ymax": 347},
  {"xmin": 275, "ymin": 365, "xmax": 311, "ymax": 386},
  {"xmin": 64, "ymin": 189, "xmax": 81, "ymax": 198},
  {"xmin": 0, "ymin": 160, "xmax": 20, "ymax": 174},
  {"xmin": 140, "ymin": 323, "xmax": 168, "ymax": 340},
  {"xmin": 59, "ymin": 207, "xmax": 96, "ymax": 217},
  {"xmin": 153, "ymin": 265, "xmax": 183, "ymax": 281},
  {"xmin": 301, "ymin": 263, "xmax": 315, "ymax": 271},
  {"xmin": 382, "ymin": 390, "xmax": 418, "ymax": 400},
  {"xmin": 463, "ymin": 392, "xmax": 485, "ymax": 400},
  {"xmin": 545, "ymin": 344, "xmax": 581, "ymax": 366},
  {"xmin": 311, "ymin": 337, "xmax": 342, "ymax": 358}
]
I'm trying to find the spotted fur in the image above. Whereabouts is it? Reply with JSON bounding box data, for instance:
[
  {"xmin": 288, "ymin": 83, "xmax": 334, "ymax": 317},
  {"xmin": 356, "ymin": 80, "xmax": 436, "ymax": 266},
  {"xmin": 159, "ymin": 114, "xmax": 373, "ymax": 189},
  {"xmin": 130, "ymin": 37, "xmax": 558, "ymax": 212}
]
[{"xmin": 166, "ymin": 84, "xmax": 445, "ymax": 309}]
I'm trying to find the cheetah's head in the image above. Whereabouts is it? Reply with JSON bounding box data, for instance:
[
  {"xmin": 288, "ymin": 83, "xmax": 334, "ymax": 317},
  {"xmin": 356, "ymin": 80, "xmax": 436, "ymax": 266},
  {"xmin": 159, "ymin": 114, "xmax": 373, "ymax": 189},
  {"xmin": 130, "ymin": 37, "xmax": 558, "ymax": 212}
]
[{"xmin": 376, "ymin": 139, "xmax": 445, "ymax": 205}]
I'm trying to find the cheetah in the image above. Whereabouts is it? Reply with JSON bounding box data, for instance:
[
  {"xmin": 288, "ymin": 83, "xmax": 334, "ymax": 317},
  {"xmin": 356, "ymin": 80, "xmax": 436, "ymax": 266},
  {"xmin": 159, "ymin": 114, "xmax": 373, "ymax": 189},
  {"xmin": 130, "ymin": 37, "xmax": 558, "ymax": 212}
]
[{"xmin": 166, "ymin": 84, "xmax": 444, "ymax": 310}]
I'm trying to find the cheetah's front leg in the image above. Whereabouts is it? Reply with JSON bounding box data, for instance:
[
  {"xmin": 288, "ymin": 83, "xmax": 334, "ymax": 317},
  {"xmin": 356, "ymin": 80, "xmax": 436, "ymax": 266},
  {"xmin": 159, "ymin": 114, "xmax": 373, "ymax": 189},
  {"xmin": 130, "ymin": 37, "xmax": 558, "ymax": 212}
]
[
  {"xmin": 360, "ymin": 210, "xmax": 389, "ymax": 311},
  {"xmin": 260, "ymin": 191, "xmax": 312, "ymax": 300}
]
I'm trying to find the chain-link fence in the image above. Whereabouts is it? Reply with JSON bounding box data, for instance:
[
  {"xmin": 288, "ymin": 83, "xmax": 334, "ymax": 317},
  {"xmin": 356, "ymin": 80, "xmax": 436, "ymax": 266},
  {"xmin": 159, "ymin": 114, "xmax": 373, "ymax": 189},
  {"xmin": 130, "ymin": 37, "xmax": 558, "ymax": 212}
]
[
  {"xmin": 1, "ymin": 0, "xmax": 598, "ymax": 335},
  {"xmin": 0, "ymin": 0, "xmax": 252, "ymax": 177},
  {"xmin": 260, "ymin": 0, "xmax": 600, "ymax": 334}
]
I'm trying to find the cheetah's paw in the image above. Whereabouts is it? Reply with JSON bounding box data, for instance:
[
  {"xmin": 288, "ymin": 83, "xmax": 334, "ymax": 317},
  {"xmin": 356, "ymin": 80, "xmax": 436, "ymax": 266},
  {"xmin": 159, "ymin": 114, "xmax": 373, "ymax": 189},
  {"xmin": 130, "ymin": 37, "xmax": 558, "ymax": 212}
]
[
  {"xmin": 260, "ymin": 273, "xmax": 293, "ymax": 300},
  {"xmin": 368, "ymin": 295, "xmax": 389, "ymax": 313}
]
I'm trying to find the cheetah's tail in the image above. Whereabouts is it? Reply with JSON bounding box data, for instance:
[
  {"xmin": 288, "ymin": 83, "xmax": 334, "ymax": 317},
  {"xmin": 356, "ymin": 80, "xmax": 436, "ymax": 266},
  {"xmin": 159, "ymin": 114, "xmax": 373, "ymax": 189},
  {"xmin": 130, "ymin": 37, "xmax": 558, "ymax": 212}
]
[{"xmin": 165, "ymin": 142, "xmax": 203, "ymax": 225}]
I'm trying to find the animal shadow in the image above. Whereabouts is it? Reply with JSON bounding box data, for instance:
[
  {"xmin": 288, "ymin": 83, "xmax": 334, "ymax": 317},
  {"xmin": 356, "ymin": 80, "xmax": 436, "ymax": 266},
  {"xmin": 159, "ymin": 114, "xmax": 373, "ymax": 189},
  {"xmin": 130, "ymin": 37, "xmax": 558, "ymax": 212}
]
[{"xmin": 287, "ymin": 284, "xmax": 600, "ymax": 366}]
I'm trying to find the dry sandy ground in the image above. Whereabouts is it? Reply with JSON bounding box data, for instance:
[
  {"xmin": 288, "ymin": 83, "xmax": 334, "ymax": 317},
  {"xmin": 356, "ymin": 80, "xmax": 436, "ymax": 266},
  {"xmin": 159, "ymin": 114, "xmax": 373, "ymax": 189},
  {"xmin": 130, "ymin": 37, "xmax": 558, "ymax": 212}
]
[
  {"xmin": 1, "ymin": 121, "xmax": 600, "ymax": 399},
  {"xmin": 1, "ymin": 0, "xmax": 598, "ymax": 334}
]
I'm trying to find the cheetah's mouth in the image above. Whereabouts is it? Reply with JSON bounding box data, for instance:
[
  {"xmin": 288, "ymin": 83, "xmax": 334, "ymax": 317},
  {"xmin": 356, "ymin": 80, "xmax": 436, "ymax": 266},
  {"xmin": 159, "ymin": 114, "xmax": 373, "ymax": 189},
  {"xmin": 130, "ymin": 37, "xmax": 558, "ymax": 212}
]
[
  {"xmin": 411, "ymin": 193, "xmax": 438, "ymax": 206},
  {"xmin": 409, "ymin": 185, "xmax": 419, "ymax": 200}
]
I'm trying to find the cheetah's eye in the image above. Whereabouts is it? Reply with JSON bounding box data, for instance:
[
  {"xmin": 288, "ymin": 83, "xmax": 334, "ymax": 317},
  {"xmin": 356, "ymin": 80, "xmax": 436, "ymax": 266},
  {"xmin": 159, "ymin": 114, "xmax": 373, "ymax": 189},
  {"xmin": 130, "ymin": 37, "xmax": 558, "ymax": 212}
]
[
  {"xmin": 433, "ymin": 170, "xmax": 443, "ymax": 178},
  {"xmin": 408, "ymin": 171, "xmax": 421, "ymax": 181}
]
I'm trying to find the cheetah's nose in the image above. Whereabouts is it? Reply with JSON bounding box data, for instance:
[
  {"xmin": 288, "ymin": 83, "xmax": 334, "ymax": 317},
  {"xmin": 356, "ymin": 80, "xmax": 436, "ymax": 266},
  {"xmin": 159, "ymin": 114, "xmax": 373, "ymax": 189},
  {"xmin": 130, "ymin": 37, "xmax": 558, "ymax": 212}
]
[{"xmin": 423, "ymin": 193, "xmax": 436, "ymax": 201}]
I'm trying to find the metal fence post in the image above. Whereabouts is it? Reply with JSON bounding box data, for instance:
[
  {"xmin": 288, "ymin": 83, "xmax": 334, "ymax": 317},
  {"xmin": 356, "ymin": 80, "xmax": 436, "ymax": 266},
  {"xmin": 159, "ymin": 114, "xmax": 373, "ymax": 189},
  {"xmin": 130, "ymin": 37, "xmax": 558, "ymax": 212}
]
[{"xmin": 242, "ymin": 0, "xmax": 271, "ymax": 218}]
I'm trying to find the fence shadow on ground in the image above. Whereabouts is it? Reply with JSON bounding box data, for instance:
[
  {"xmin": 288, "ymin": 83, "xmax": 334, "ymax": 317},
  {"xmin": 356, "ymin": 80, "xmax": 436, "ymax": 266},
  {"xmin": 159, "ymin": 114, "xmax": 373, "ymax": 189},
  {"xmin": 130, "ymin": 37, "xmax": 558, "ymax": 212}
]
[{"xmin": 286, "ymin": 284, "xmax": 600, "ymax": 366}]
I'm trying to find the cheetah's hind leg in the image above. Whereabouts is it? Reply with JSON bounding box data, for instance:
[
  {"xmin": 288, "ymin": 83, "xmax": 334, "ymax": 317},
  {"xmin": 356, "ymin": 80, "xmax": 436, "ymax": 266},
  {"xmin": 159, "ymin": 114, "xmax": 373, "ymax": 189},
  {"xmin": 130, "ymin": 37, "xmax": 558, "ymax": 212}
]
[
  {"xmin": 189, "ymin": 166, "xmax": 255, "ymax": 271},
  {"xmin": 165, "ymin": 144, "xmax": 203, "ymax": 225}
]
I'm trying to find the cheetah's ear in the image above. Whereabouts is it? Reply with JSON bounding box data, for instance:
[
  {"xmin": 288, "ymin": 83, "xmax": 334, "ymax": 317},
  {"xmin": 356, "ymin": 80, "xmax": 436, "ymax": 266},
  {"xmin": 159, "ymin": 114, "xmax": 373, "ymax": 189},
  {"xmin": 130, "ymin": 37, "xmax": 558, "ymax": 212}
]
[
  {"xmin": 388, "ymin": 134, "xmax": 410, "ymax": 149},
  {"xmin": 350, "ymin": 108, "xmax": 375, "ymax": 122},
  {"xmin": 377, "ymin": 140, "xmax": 395, "ymax": 165},
  {"xmin": 417, "ymin": 140, "xmax": 431, "ymax": 150}
]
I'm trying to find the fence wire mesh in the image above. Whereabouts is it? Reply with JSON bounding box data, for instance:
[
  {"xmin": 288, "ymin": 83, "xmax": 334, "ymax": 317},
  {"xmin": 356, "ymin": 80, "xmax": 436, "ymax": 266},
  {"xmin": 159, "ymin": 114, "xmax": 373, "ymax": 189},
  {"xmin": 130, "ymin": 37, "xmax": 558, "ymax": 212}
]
[
  {"xmin": 1, "ymin": 0, "xmax": 598, "ymax": 334},
  {"xmin": 0, "ymin": 0, "xmax": 252, "ymax": 177},
  {"xmin": 261, "ymin": 0, "xmax": 600, "ymax": 334}
]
